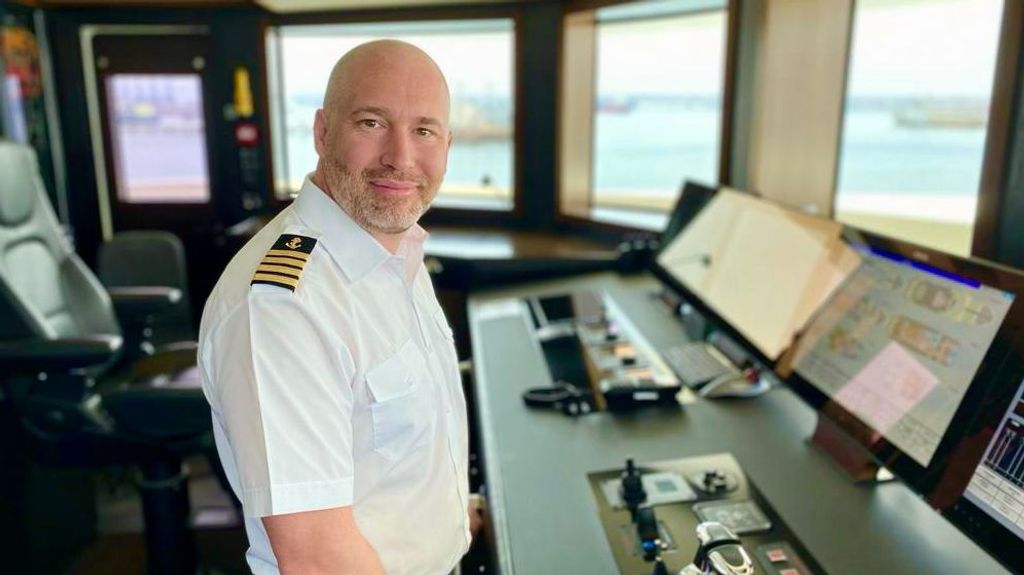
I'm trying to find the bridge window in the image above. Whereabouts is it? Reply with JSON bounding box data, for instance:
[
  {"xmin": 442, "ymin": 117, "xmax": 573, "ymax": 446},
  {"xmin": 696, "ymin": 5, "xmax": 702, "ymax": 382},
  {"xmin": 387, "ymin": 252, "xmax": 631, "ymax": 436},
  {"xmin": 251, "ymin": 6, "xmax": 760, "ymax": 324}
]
[
  {"xmin": 560, "ymin": 0, "xmax": 730, "ymax": 230},
  {"xmin": 834, "ymin": 0, "xmax": 1005, "ymax": 256},
  {"xmin": 267, "ymin": 19, "xmax": 516, "ymax": 211}
]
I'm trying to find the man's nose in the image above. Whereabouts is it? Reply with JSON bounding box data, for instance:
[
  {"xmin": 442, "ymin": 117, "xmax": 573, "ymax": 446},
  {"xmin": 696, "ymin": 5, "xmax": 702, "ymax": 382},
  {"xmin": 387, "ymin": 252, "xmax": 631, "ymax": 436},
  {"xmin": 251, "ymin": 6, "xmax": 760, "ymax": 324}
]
[{"xmin": 381, "ymin": 131, "xmax": 416, "ymax": 171}]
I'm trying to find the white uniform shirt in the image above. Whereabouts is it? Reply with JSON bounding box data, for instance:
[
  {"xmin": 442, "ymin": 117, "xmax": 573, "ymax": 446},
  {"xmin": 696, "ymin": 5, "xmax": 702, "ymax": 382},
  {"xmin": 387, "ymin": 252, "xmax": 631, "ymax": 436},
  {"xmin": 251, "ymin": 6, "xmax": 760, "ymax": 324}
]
[{"xmin": 198, "ymin": 177, "xmax": 470, "ymax": 575}]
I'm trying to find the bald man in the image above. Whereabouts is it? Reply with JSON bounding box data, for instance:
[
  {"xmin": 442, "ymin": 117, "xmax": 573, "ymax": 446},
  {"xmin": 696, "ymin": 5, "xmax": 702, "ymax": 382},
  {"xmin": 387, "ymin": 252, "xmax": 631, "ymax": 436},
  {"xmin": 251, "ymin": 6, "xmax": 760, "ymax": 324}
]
[{"xmin": 199, "ymin": 41, "xmax": 471, "ymax": 574}]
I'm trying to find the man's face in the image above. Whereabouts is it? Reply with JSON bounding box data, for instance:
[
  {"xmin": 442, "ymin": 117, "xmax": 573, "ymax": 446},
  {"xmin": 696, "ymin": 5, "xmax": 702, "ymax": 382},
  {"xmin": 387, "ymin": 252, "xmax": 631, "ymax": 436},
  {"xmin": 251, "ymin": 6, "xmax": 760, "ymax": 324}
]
[{"xmin": 314, "ymin": 55, "xmax": 451, "ymax": 235}]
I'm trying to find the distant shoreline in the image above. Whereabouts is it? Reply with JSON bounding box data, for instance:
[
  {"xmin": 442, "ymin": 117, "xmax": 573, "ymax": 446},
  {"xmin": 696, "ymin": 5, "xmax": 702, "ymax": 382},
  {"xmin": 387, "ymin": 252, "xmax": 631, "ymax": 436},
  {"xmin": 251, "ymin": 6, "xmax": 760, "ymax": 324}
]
[{"xmin": 836, "ymin": 192, "xmax": 976, "ymax": 224}]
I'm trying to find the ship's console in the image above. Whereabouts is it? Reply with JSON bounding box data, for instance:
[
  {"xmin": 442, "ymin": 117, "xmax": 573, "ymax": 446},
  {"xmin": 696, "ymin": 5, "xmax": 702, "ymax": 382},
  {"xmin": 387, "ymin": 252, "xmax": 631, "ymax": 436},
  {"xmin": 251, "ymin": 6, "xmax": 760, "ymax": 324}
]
[{"xmin": 589, "ymin": 454, "xmax": 821, "ymax": 575}]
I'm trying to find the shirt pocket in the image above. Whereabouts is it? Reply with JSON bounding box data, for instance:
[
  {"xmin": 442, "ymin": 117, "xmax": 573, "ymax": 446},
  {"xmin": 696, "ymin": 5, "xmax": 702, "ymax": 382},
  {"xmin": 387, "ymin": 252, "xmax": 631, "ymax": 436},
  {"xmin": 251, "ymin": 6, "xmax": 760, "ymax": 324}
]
[{"xmin": 365, "ymin": 339, "xmax": 434, "ymax": 461}]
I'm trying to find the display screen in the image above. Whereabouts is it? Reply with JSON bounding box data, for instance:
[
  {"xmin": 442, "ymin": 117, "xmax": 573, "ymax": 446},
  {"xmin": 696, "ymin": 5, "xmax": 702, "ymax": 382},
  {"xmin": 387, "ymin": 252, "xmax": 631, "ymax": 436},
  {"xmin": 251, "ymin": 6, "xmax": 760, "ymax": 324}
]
[
  {"xmin": 791, "ymin": 244, "xmax": 1014, "ymax": 467},
  {"xmin": 656, "ymin": 189, "xmax": 858, "ymax": 361},
  {"xmin": 965, "ymin": 378, "xmax": 1024, "ymax": 541}
]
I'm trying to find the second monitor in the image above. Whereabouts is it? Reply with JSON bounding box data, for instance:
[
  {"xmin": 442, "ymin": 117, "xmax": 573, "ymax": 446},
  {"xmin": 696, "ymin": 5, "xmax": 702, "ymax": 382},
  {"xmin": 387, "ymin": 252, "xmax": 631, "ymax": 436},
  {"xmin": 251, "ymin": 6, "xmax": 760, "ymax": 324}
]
[{"xmin": 783, "ymin": 227, "xmax": 1024, "ymax": 497}]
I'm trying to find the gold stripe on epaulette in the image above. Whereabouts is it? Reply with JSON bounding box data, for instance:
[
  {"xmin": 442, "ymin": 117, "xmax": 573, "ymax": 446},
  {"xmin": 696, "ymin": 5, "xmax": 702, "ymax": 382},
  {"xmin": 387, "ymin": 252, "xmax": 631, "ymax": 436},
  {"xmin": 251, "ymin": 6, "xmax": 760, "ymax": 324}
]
[
  {"xmin": 252, "ymin": 272, "xmax": 300, "ymax": 287},
  {"xmin": 256, "ymin": 264, "xmax": 303, "ymax": 277},
  {"xmin": 267, "ymin": 249, "xmax": 310, "ymax": 261},
  {"xmin": 261, "ymin": 256, "xmax": 306, "ymax": 268}
]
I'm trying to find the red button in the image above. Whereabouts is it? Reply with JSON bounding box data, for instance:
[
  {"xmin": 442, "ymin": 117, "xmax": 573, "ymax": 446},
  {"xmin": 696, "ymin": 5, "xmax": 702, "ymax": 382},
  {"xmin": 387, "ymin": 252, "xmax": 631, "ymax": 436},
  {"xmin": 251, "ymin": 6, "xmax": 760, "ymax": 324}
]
[
  {"xmin": 234, "ymin": 122, "xmax": 259, "ymax": 146},
  {"xmin": 766, "ymin": 548, "xmax": 788, "ymax": 563}
]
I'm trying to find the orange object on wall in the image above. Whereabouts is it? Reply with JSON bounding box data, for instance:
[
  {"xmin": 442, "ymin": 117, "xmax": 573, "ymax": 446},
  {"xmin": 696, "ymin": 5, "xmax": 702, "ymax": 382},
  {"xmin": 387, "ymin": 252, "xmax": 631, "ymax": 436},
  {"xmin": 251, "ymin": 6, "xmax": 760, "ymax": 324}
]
[{"xmin": 1, "ymin": 26, "xmax": 41, "ymax": 98}]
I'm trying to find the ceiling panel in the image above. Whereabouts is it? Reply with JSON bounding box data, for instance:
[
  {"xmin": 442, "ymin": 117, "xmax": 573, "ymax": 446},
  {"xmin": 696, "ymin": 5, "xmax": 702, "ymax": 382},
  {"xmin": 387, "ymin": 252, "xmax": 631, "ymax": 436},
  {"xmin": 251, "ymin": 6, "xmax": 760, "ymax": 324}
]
[
  {"xmin": 256, "ymin": 0, "xmax": 527, "ymax": 12},
  {"xmin": 38, "ymin": 0, "xmax": 528, "ymax": 12}
]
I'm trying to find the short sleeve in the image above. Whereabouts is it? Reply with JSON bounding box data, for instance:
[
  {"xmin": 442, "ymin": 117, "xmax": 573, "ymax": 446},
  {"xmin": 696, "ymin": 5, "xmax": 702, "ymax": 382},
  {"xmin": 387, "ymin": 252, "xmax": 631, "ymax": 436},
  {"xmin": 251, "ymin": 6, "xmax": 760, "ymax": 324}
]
[{"xmin": 203, "ymin": 287, "xmax": 355, "ymax": 518}]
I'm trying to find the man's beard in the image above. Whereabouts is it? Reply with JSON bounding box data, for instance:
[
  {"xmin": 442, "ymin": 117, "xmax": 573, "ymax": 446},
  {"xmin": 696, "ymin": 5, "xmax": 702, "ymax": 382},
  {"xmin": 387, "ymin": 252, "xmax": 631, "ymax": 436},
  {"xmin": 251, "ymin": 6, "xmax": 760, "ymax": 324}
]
[{"xmin": 320, "ymin": 158, "xmax": 436, "ymax": 235}]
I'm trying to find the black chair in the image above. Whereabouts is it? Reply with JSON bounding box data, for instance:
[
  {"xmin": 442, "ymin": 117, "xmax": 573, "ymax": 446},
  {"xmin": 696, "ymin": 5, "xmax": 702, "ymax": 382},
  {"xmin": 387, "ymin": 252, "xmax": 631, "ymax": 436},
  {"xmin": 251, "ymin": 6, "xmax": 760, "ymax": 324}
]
[
  {"xmin": 0, "ymin": 140, "xmax": 213, "ymax": 575},
  {"xmin": 98, "ymin": 230, "xmax": 197, "ymax": 347}
]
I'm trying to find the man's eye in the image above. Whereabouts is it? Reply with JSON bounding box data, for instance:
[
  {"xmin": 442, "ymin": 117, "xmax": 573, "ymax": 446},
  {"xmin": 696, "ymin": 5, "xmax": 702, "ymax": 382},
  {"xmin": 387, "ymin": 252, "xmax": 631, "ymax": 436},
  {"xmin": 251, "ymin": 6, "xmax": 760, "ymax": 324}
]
[
  {"xmin": 415, "ymin": 127, "xmax": 435, "ymax": 137},
  {"xmin": 358, "ymin": 119, "xmax": 382, "ymax": 128}
]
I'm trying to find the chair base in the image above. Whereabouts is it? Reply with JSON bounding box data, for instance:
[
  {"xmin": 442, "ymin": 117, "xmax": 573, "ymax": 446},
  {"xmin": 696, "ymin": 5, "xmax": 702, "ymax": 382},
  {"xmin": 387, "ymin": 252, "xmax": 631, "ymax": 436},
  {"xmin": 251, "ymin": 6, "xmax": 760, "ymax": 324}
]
[{"xmin": 137, "ymin": 458, "xmax": 198, "ymax": 575}]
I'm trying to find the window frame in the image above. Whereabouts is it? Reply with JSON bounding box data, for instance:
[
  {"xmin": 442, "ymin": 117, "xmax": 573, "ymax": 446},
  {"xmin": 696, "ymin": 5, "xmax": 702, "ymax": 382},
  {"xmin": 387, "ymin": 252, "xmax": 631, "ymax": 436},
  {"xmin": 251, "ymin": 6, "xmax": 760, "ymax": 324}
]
[
  {"xmin": 971, "ymin": 0, "xmax": 1023, "ymax": 259},
  {"xmin": 262, "ymin": 5, "xmax": 526, "ymax": 226},
  {"xmin": 556, "ymin": 0, "xmax": 740, "ymax": 233},
  {"xmin": 86, "ymin": 29, "xmax": 219, "ymax": 235},
  {"xmin": 831, "ymin": 0, "xmax": 1022, "ymax": 259}
]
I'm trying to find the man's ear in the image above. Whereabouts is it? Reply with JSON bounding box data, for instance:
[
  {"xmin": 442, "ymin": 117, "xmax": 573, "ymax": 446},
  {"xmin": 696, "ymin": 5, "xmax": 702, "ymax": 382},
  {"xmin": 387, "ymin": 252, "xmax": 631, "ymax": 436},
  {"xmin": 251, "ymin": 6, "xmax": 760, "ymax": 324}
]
[
  {"xmin": 447, "ymin": 130, "xmax": 454, "ymax": 151},
  {"xmin": 313, "ymin": 109, "xmax": 328, "ymax": 157}
]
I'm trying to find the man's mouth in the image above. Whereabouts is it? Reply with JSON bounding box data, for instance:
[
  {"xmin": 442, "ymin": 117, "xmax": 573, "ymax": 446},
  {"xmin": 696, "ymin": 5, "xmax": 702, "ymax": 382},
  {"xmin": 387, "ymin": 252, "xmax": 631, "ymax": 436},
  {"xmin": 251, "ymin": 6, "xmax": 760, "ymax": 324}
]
[{"xmin": 368, "ymin": 178, "xmax": 419, "ymax": 197}]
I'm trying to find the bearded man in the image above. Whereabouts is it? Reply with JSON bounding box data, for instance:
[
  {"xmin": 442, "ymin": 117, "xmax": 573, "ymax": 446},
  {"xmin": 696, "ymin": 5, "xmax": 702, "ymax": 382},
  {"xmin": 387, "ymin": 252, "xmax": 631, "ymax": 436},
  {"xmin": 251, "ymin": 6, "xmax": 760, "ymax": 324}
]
[{"xmin": 198, "ymin": 40, "xmax": 471, "ymax": 575}]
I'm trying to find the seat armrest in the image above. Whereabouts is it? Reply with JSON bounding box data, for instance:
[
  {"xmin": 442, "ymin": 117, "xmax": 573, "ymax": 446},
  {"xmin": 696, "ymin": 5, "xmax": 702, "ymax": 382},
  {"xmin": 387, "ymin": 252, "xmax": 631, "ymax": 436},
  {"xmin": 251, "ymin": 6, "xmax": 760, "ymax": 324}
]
[
  {"xmin": 108, "ymin": 286, "xmax": 182, "ymax": 318},
  {"xmin": 0, "ymin": 335, "xmax": 123, "ymax": 372}
]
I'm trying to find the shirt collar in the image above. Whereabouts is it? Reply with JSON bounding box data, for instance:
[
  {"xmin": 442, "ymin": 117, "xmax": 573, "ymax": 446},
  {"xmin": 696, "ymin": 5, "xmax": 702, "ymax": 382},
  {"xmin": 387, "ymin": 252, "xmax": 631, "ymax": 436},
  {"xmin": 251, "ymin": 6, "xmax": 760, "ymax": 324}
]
[{"xmin": 292, "ymin": 175, "xmax": 428, "ymax": 284}]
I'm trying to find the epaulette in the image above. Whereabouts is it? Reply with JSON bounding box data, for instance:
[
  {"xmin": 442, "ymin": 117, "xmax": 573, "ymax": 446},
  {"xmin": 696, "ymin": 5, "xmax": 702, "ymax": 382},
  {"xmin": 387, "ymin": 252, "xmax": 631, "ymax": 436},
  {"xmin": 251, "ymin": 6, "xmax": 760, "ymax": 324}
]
[{"xmin": 251, "ymin": 234, "xmax": 318, "ymax": 292}]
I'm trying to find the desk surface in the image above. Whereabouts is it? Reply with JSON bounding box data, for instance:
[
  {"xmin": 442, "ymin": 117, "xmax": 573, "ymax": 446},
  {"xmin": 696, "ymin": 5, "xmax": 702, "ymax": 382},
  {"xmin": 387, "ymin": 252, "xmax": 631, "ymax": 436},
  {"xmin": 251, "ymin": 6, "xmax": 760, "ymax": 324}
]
[
  {"xmin": 226, "ymin": 217, "xmax": 617, "ymax": 261},
  {"xmin": 469, "ymin": 272, "xmax": 1010, "ymax": 575},
  {"xmin": 426, "ymin": 226, "xmax": 615, "ymax": 260}
]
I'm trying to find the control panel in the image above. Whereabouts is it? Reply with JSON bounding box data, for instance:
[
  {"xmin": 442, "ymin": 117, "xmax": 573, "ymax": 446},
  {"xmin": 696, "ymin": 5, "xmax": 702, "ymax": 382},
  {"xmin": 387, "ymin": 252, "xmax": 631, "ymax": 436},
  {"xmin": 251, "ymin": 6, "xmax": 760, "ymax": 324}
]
[
  {"xmin": 524, "ymin": 290, "xmax": 690, "ymax": 412},
  {"xmin": 588, "ymin": 453, "xmax": 822, "ymax": 575}
]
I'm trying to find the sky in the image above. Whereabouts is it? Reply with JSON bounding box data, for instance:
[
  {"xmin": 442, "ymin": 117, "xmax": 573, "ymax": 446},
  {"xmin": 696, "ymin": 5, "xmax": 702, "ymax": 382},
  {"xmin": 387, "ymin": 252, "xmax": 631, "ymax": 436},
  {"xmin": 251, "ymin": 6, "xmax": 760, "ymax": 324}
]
[
  {"xmin": 597, "ymin": 11, "xmax": 726, "ymax": 97},
  {"xmin": 848, "ymin": 0, "xmax": 1003, "ymax": 98},
  {"xmin": 279, "ymin": 24, "xmax": 513, "ymax": 100}
]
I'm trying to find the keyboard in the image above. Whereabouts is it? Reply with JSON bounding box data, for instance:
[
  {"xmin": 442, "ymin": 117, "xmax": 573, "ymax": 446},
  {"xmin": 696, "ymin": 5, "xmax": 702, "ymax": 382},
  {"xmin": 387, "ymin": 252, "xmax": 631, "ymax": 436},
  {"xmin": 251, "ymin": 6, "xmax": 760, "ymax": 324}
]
[{"xmin": 661, "ymin": 342, "xmax": 738, "ymax": 388}]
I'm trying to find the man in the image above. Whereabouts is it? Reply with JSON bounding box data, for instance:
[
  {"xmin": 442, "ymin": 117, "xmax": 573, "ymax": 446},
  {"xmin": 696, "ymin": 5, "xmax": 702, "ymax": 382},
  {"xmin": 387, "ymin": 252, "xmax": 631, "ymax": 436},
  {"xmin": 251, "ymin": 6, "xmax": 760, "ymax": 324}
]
[{"xmin": 199, "ymin": 40, "xmax": 471, "ymax": 574}]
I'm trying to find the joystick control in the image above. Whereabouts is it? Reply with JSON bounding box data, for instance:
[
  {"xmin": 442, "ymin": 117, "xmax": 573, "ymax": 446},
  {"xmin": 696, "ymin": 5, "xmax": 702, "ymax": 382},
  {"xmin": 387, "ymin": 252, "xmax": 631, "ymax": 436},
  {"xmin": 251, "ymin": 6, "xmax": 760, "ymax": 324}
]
[{"xmin": 620, "ymin": 459, "xmax": 647, "ymax": 520}]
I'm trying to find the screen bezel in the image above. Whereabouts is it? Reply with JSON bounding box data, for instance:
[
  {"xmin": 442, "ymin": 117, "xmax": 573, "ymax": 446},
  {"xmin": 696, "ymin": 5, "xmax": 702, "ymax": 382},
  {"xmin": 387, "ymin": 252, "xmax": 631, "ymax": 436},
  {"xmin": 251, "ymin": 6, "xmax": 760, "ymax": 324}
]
[
  {"xmin": 656, "ymin": 179, "xmax": 718, "ymax": 253},
  {"xmin": 650, "ymin": 186, "xmax": 798, "ymax": 370},
  {"xmin": 782, "ymin": 226, "xmax": 1024, "ymax": 499}
]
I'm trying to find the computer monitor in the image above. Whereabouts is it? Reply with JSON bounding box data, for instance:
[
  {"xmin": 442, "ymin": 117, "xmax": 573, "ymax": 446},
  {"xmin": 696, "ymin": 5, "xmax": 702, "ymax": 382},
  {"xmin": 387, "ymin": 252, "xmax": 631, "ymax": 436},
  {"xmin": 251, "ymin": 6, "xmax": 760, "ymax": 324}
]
[
  {"xmin": 943, "ymin": 374, "xmax": 1024, "ymax": 574},
  {"xmin": 784, "ymin": 226, "xmax": 1024, "ymax": 495},
  {"xmin": 653, "ymin": 188, "xmax": 858, "ymax": 363}
]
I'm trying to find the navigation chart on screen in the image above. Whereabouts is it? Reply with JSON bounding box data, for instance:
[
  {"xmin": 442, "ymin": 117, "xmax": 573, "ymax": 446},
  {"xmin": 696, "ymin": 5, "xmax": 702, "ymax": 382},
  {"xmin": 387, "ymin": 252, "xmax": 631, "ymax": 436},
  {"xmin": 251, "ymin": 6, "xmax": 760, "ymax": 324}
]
[
  {"xmin": 792, "ymin": 245, "xmax": 1014, "ymax": 466},
  {"xmin": 966, "ymin": 380, "xmax": 1024, "ymax": 540}
]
